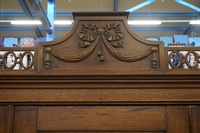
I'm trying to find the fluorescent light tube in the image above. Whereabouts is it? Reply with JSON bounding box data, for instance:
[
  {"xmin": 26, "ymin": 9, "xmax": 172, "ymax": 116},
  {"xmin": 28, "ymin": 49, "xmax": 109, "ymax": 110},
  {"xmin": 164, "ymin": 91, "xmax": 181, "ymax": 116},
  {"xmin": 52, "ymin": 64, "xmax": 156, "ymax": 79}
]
[
  {"xmin": 11, "ymin": 20, "xmax": 42, "ymax": 25},
  {"xmin": 0, "ymin": 20, "xmax": 12, "ymax": 22},
  {"xmin": 190, "ymin": 20, "xmax": 200, "ymax": 24},
  {"xmin": 54, "ymin": 20, "xmax": 73, "ymax": 25},
  {"xmin": 161, "ymin": 20, "xmax": 191, "ymax": 22},
  {"xmin": 128, "ymin": 20, "xmax": 162, "ymax": 25},
  {"xmin": 11, "ymin": 20, "xmax": 73, "ymax": 25}
]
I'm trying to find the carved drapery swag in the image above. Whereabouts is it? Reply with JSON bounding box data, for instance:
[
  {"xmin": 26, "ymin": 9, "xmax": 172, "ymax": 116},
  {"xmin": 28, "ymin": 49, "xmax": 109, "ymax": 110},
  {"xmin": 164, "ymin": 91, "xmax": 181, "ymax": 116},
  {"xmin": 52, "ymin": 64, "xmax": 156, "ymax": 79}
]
[{"xmin": 44, "ymin": 13, "xmax": 159, "ymax": 69}]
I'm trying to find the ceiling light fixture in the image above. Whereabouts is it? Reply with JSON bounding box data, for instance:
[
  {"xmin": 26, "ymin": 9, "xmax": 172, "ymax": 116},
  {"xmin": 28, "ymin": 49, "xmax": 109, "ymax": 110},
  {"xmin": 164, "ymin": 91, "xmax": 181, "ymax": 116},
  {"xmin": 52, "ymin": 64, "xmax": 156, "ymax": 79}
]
[
  {"xmin": 128, "ymin": 20, "xmax": 162, "ymax": 25},
  {"xmin": 10, "ymin": 20, "xmax": 73, "ymax": 25},
  {"xmin": 8, "ymin": 20, "xmax": 194, "ymax": 25},
  {"xmin": 161, "ymin": 20, "xmax": 190, "ymax": 22},
  {"xmin": 11, "ymin": 20, "xmax": 42, "ymax": 25},
  {"xmin": 0, "ymin": 20, "xmax": 12, "ymax": 22},
  {"xmin": 54, "ymin": 20, "xmax": 73, "ymax": 25},
  {"xmin": 190, "ymin": 20, "xmax": 200, "ymax": 24}
]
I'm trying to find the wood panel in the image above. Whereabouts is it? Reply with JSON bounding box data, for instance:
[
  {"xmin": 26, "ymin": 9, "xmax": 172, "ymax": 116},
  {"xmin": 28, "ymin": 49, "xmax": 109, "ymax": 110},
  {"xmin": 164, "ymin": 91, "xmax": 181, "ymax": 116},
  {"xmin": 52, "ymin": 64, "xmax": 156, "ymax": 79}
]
[
  {"xmin": 0, "ymin": 106, "xmax": 6, "ymax": 133},
  {"xmin": 38, "ymin": 106, "xmax": 166, "ymax": 132},
  {"xmin": 1, "ymin": 89, "xmax": 200, "ymax": 104},
  {"xmin": 13, "ymin": 106, "xmax": 37, "ymax": 133},
  {"xmin": 189, "ymin": 106, "xmax": 200, "ymax": 133},
  {"xmin": 5, "ymin": 105, "xmax": 15, "ymax": 133},
  {"xmin": 38, "ymin": 132, "xmax": 165, "ymax": 133},
  {"xmin": 166, "ymin": 106, "xmax": 190, "ymax": 133}
]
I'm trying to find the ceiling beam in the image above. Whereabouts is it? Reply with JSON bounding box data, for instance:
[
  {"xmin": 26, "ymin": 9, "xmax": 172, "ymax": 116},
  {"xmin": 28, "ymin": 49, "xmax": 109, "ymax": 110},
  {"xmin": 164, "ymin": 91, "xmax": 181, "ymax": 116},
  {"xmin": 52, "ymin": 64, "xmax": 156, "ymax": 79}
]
[
  {"xmin": 175, "ymin": 0, "xmax": 200, "ymax": 12},
  {"xmin": 46, "ymin": 0, "xmax": 56, "ymax": 41},
  {"xmin": 28, "ymin": 0, "xmax": 52, "ymax": 34},
  {"xmin": 183, "ymin": 13, "xmax": 200, "ymax": 35},
  {"xmin": 18, "ymin": 0, "xmax": 43, "ymax": 37},
  {"xmin": 113, "ymin": 0, "xmax": 119, "ymax": 11},
  {"xmin": 126, "ymin": 0, "xmax": 155, "ymax": 13}
]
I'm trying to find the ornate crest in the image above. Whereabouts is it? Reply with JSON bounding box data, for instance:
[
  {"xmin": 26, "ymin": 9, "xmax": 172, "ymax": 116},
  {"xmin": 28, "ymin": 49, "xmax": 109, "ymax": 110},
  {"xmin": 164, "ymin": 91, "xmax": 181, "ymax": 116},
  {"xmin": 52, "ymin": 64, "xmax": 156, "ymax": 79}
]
[{"xmin": 44, "ymin": 18, "xmax": 159, "ymax": 69}]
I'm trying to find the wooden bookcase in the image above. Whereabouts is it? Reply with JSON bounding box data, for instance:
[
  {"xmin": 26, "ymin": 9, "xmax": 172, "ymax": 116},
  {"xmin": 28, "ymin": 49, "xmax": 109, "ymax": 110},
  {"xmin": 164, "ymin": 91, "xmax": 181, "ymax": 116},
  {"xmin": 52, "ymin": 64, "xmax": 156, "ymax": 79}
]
[{"xmin": 0, "ymin": 12, "xmax": 199, "ymax": 133}]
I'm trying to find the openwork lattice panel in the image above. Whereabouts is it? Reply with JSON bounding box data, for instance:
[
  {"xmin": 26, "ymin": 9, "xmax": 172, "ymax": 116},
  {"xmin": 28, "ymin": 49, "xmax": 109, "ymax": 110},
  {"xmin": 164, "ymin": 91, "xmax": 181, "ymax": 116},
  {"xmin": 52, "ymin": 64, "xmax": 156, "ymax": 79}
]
[
  {"xmin": 0, "ymin": 48, "xmax": 36, "ymax": 70},
  {"xmin": 167, "ymin": 47, "xmax": 200, "ymax": 69}
]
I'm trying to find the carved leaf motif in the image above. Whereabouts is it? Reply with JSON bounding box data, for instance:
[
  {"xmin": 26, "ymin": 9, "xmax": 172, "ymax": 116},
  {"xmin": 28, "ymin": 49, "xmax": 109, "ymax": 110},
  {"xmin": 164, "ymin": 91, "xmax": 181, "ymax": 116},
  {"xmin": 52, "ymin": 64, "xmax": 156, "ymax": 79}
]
[
  {"xmin": 91, "ymin": 24, "xmax": 97, "ymax": 29},
  {"xmin": 113, "ymin": 35, "xmax": 116, "ymax": 41},
  {"xmin": 111, "ymin": 42, "xmax": 123, "ymax": 48},
  {"xmin": 114, "ymin": 23, "xmax": 120, "ymax": 28},
  {"xmin": 88, "ymin": 23, "xmax": 92, "ymax": 29},
  {"xmin": 106, "ymin": 24, "xmax": 110, "ymax": 29},
  {"xmin": 107, "ymin": 36, "xmax": 113, "ymax": 41},
  {"xmin": 110, "ymin": 23, "xmax": 114, "ymax": 29},
  {"xmin": 81, "ymin": 28, "xmax": 87, "ymax": 34},
  {"xmin": 82, "ymin": 35, "xmax": 87, "ymax": 41},
  {"xmin": 103, "ymin": 26, "xmax": 108, "ymax": 31},
  {"xmin": 82, "ymin": 23, "xmax": 88, "ymax": 28},
  {"xmin": 91, "ymin": 33, "xmax": 97, "ymax": 39},
  {"xmin": 117, "ymin": 42, "xmax": 123, "ymax": 47},
  {"xmin": 104, "ymin": 31, "xmax": 109, "ymax": 37},
  {"xmin": 89, "ymin": 36, "xmax": 95, "ymax": 41},
  {"xmin": 116, "ymin": 33, "xmax": 123, "ymax": 38},
  {"xmin": 93, "ymin": 30, "xmax": 98, "ymax": 35},
  {"xmin": 115, "ymin": 35, "xmax": 120, "ymax": 40},
  {"xmin": 79, "ymin": 33, "xmax": 86, "ymax": 39},
  {"xmin": 79, "ymin": 42, "xmax": 90, "ymax": 48},
  {"xmin": 111, "ymin": 42, "xmax": 119, "ymax": 47}
]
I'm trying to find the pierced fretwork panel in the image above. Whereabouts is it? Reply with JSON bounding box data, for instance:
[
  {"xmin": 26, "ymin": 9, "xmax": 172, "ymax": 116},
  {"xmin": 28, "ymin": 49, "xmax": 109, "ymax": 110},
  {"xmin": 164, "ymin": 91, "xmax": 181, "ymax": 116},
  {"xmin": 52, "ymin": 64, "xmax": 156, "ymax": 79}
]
[
  {"xmin": 0, "ymin": 48, "xmax": 35, "ymax": 70},
  {"xmin": 167, "ymin": 48, "xmax": 200, "ymax": 69}
]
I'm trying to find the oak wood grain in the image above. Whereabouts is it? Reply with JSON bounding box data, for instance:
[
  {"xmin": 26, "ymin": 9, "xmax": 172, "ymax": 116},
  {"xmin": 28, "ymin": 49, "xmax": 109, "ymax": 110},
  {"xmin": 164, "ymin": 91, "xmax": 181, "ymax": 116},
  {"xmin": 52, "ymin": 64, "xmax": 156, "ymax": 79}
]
[
  {"xmin": 38, "ymin": 132, "xmax": 165, "ymax": 133},
  {"xmin": 37, "ymin": 106, "xmax": 166, "ymax": 132},
  {"xmin": 0, "ymin": 106, "xmax": 6, "ymax": 133},
  {"xmin": 5, "ymin": 105, "xmax": 14, "ymax": 133},
  {"xmin": 166, "ymin": 106, "xmax": 190, "ymax": 133},
  {"xmin": 189, "ymin": 106, "xmax": 200, "ymax": 133},
  {"xmin": 13, "ymin": 106, "xmax": 37, "ymax": 133},
  {"xmin": 0, "ymin": 89, "xmax": 200, "ymax": 104}
]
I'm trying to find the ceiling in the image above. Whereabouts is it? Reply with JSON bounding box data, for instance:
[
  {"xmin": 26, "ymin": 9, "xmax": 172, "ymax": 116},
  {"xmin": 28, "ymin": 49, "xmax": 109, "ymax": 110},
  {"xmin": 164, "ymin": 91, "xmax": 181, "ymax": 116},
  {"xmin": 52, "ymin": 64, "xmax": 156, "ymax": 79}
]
[{"xmin": 0, "ymin": 0, "xmax": 200, "ymax": 40}]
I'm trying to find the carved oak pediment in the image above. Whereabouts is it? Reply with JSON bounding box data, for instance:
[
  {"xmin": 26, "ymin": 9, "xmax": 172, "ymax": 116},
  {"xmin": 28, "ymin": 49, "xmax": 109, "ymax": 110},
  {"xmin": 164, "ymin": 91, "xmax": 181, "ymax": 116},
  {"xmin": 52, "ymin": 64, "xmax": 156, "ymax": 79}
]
[{"xmin": 38, "ymin": 12, "xmax": 164, "ymax": 75}]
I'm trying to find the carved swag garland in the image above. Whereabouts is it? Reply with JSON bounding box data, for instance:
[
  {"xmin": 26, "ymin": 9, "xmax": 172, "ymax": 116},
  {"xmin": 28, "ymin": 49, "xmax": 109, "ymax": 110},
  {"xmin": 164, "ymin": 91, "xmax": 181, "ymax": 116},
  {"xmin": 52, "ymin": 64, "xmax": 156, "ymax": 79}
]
[{"xmin": 45, "ymin": 22, "xmax": 158, "ymax": 69}]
